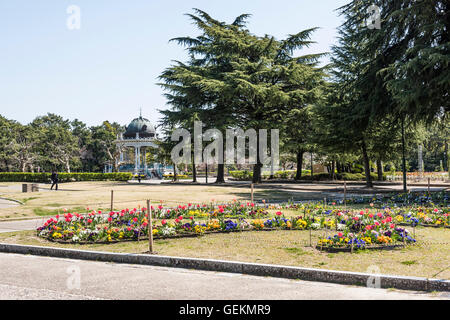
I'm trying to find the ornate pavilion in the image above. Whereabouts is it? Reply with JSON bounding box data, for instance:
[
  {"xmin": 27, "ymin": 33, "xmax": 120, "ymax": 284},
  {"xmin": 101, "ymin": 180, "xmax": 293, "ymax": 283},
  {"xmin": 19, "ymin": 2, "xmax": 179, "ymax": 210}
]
[{"xmin": 113, "ymin": 114, "xmax": 161, "ymax": 178}]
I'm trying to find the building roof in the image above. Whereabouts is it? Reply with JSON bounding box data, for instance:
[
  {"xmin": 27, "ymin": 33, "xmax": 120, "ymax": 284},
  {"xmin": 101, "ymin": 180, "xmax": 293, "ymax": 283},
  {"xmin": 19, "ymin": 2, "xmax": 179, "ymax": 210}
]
[{"xmin": 123, "ymin": 115, "xmax": 156, "ymax": 138}]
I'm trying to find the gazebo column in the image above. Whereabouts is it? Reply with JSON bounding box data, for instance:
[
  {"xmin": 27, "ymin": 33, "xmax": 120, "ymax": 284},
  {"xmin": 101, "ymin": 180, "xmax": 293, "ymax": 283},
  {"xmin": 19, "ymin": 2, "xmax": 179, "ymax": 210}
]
[
  {"xmin": 137, "ymin": 146, "xmax": 141, "ymax": 172},
  {"xmin": 143, "ymin": 148, "xmax": 148, "ymax": 173},
  {"xmin": 134, "ymin": 146, "xmax": 139, "ymax": 174}
]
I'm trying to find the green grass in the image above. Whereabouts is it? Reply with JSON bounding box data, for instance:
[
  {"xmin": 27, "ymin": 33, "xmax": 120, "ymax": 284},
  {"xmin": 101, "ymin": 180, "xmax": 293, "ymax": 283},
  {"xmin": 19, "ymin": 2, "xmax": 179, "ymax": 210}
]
[
  {"xmin": 283, "ymin": 247, "xmax": 310, "ymax": 256},
  {"xmin": 401, "ymin": 260, "xmax": 417, "ymax": 266}
]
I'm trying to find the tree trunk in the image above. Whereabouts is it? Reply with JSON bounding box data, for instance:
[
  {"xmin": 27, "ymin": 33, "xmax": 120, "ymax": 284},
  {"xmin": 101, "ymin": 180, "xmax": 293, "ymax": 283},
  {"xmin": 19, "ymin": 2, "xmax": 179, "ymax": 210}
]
[
  {"xmin": 336, "ymin": 161, "xmax": 342, "ymax": 174},
  {"xmin": 216, "ymin": 163, "xmax": 225, "ymax": 183},
  {"xmin": 252, "ymin": 133, "xmax": 262, "ymax": 184},
  {"xmin": 295, "ymin": 150, "xmax": 304, "ymax": 180},
  {"xmin": 444, "ymin": 141, "xmax": 448, "ymax": 172},
  {"xmin": 192, "ymin": 154, "xmax": 197, "ymax": 183},
  {"xmin": 401, "ymin": 117, "xmax": 407, "ymax": 192},
  {"xmin": 331, "ymin": 160, "xmax": 336, "ymax": 180},
  {"xmin": 252, "ymin": 163, "xmax": 262, "ymax": 184},
  {"xmin": 173, "ymin": 163, "xmax": 178, "ymax": 182},
  {"xmin": 376, "ymin": 159, "xmax": 383, "ymax": 181},
  {"xmin": 361, "ymin": 139, "xmax": 373, "ymax": 188}
]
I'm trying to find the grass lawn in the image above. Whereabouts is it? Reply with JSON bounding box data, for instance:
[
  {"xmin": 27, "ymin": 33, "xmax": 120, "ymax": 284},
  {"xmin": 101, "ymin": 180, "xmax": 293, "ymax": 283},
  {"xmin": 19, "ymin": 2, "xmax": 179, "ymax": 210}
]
[{"xmin": 1, "ymin": 226, "xmax": 448, "ymax": 279}]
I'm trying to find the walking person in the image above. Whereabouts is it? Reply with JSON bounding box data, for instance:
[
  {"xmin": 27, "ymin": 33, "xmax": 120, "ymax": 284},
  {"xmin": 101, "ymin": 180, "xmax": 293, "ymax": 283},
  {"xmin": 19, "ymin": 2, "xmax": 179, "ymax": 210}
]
[{"xmin": 50, "ymin": 170, "xmax": 58, "ymax": 191}]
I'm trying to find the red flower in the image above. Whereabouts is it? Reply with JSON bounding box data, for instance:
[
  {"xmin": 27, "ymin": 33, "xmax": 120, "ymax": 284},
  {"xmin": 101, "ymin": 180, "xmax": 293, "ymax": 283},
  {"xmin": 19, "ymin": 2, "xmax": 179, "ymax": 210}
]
[
  {"xmin": 276, "ymin": 211, "xmax": 282, "ymax": 216},
  {"xmin": 338, "ymin": 232, "xmax": 343, "ymax": 237},
  {"xmin": 108, "ymin": 217, "xmax": 112, "ymax": 222},
  {"xmin": 87, "ymin": 219, "xmax": 92, "ymax": 224},
  {"xmin": 162, "ymin": 219, "xmax": 167, "ymax": 225}
]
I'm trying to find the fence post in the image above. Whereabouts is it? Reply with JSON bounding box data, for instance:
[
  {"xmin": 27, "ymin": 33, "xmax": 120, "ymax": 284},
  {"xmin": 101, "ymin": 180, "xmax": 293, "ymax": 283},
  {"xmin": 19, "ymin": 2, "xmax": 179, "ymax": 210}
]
[
  {"xmin": 110, "ymin": 190, "xmax": 114, "ymax": 211},
  {"xmin": 147, "ymin": 199, "xmax": 153, "ymax": 253},
  {"xmin": 403, "ymin": 229, "xmax": 406, "ymax": 248},
  {"xmin": 343, "ymin": 181, "xmax": 347, "ymax": 209},
  {"xmin": 309, "ymin": 225, "xmax": 312, "ymax": 247},
  {"xmin": 351, "ymin": 235, "xmax": 354, "ymax": 254}
]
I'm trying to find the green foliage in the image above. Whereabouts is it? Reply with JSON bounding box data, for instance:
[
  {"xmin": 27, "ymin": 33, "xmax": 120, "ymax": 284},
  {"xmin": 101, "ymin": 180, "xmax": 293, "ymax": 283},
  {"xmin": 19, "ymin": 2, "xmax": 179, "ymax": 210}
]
[{"xmin": 0, "ymin": 172, "xmax": 132, "ymax": 183}]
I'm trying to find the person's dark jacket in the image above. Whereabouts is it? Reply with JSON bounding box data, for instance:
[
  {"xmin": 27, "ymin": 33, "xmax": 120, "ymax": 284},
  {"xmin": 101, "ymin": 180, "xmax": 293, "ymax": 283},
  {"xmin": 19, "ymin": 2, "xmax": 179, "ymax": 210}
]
[{"xmin": 51, "ymin": 172, "xmax": 58, "ymax": 182}]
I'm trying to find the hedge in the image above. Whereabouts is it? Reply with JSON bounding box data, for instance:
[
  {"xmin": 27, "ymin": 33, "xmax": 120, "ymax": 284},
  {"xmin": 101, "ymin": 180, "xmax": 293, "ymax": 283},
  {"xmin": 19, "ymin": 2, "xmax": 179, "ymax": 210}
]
[
  {"xmin": 229, "ymin": 170, "xmax": 386, "ymax": 182},
  {"xmin": 0, "ymin": 172, "xmax": 133, "ymax": 183}
]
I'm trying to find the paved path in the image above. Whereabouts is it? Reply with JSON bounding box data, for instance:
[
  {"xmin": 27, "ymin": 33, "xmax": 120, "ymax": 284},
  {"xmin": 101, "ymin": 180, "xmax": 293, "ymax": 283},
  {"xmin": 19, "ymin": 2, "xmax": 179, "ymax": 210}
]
[
  {"xmin": 0, "ymin": 219, "xmax": 43, "ymax": 233},
  {"xmin": 0, "ymin": 253, "xmax": 447, "ymax": 300},
  {"xmin": 0, "ymin": 198, "xmax": 20, "ymax": 209}
]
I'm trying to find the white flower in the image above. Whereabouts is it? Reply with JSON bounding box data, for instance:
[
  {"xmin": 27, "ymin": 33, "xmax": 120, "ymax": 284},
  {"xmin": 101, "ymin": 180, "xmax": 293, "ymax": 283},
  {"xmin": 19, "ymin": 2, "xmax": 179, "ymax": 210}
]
[{"xmin": 311, "ymin": 223, "xmax": 321, "ymax": 230}]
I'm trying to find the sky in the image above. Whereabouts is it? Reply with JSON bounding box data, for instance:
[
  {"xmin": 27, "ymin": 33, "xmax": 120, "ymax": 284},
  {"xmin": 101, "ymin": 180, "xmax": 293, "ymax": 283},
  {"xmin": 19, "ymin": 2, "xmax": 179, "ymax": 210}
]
[{"xmin": 0, "ymin": 0, "xmax": 349, "ymax": 128}]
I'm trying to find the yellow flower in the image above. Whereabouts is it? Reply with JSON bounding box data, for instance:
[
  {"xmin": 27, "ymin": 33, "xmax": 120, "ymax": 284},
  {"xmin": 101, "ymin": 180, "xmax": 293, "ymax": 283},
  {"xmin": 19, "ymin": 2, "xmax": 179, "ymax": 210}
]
[{"xmin": 152, "ymin": 229, "xmax": 159, "ymax": 235}]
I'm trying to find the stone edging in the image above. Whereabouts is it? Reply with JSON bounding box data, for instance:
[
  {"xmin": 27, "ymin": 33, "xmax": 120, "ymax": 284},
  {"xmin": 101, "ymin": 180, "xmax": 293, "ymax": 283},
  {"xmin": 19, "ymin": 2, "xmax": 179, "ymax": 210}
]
[{"xmin": 0, "ymin": 243, "xmax": 448, "ymax": 292}]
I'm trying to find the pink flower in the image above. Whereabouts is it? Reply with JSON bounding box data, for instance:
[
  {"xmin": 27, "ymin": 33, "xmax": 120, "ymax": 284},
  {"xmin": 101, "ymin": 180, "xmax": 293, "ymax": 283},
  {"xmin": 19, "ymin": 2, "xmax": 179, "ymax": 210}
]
[
  {"xmin": 161, "ymin": 219, "xmax": 167, "ymax": 225},
  {"xmin": 276, "ymin": 212, "xmax": 282, "ymax": 216},
  {"xmin": 108, "ymin": 217, "xmax": 112, "ymax": 222}
]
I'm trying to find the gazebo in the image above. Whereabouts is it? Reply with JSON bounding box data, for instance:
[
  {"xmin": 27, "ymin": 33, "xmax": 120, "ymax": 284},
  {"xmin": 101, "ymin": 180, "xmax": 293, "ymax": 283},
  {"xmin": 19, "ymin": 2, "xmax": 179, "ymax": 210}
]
[{"xmin": 114, "ymin": 113, "xmax": 160, "ymax": 177}]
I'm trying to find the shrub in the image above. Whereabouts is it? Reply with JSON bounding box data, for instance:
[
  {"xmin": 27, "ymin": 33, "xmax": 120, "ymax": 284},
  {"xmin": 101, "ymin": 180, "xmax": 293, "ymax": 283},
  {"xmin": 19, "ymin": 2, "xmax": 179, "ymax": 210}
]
[
  {"xmin": 229, "ymin": 170, "xmax": 253, "ymax": 181},
  {"xmin": 0, "ymin": 172, "xmax": 133, "ymax": 183}
]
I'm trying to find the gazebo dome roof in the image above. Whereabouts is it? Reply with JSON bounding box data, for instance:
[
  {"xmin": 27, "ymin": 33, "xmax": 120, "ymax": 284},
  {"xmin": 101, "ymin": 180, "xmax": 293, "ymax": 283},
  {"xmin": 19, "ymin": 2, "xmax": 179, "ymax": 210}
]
[{"xmin": 123, "ymin": 116, "xmax": 155, "ymax": 139}]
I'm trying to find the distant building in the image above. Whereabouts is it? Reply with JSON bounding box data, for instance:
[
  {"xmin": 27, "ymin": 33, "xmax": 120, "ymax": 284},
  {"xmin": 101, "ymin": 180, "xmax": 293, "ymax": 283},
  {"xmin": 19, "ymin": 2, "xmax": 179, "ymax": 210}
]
[{"xmin": 113, "ymin": 113, "xmax": 162, "ymax": 179}]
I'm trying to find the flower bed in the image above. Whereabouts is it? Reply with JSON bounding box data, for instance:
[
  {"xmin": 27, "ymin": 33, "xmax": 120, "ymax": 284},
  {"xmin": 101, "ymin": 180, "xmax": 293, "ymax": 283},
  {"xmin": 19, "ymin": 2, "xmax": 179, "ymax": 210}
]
[
  {"xmin": 316, "ymin": 226, "xmax": 417, "ymax": 252},
  {"xmin": 35, "ymin": 200, "xmax": 436, "ymax": 253}
]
